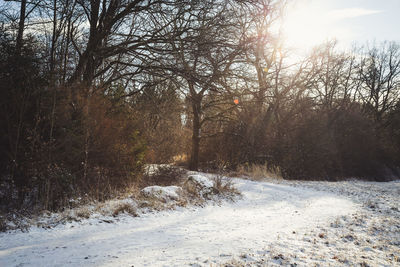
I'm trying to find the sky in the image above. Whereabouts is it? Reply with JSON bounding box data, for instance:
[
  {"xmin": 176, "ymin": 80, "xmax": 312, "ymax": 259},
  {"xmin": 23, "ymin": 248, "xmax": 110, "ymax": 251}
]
[
  {"xmin": 282, "ymin": 0, "xmax": 400, "ymax": 53},
  {"xmin": 2, "ymin": 0, "xmax": 398, "ymax": 54}
]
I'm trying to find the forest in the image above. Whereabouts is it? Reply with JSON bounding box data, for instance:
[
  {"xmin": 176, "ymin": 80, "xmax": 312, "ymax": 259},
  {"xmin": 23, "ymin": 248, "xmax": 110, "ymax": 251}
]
[{"xmin": 1, "ymin": 0, "xmax": 399, "ymax": 213}]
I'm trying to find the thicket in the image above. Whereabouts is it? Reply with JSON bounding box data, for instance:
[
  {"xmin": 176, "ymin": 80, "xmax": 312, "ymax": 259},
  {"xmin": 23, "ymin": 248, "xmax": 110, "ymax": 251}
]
[
  {"xmin": 0, "ymin": 0, "xmax": 399, "ymax": 212},
  {"xmin": 204, "ymin": 41, "xmax": 400, "ymax": 180}
]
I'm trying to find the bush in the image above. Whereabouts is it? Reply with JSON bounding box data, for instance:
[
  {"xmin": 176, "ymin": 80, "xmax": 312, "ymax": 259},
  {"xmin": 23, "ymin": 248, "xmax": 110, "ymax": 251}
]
[
  {"xmin": 200, "ymin": 96, "xmax": 400, "ymax": 181},
  {"xmin": 0, "ymin": 38, "xmax": 147, "ymax": 211},
  {"xmin": 211, "ymin": 175, "xmax": 240, "ymax": 197}
]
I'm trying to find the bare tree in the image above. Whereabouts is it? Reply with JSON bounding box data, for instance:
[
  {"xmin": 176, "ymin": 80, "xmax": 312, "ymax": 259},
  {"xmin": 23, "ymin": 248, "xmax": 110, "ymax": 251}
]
[
  {"xmin": 306, "ymin": 41, "xmax": 361, "ymax": 111},
  {"xmin": 356, "ymin": 42, "xmax": 400, "ymax": 122},
  {"xmin": 149, "ymin": 1, "xmax": 247, "ymax": 170}
]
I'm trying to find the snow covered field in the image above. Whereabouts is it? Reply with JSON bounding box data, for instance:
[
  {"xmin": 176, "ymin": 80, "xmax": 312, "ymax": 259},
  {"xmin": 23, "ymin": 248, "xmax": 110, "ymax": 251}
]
[{"xmin": 0, "ymin": 176, "xmax": 399, "ymax": 266}]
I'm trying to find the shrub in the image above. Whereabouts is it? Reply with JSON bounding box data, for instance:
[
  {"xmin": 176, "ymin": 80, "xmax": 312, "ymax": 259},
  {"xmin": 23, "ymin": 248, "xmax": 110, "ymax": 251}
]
[{"xmin": 212, "ymin": 175, "xmax": 240, "ymax": 197}]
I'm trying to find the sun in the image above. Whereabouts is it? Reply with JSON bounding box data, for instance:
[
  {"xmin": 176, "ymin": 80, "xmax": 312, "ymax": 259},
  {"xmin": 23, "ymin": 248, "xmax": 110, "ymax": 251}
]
[{"xmin": 282, "ymin": 1, "xmax": 336, "ymax": 51}]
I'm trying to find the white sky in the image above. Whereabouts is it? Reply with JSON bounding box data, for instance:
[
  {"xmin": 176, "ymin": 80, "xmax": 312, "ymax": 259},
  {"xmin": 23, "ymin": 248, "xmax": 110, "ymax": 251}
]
[{"xmin": 282, "ymin": 0, "xmax": 400, "ymax": 53}]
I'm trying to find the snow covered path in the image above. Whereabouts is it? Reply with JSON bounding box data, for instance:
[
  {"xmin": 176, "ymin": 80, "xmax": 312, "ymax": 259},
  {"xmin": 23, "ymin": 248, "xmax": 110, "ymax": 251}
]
[{"xmin": 0, "ymin": 179, "xmax": 357, "ymax": 267}]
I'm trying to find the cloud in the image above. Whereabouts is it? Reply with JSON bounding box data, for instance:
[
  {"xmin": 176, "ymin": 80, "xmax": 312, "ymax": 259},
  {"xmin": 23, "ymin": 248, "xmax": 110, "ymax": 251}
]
[{"xmin": 328, "ymin": 8, "xmax": 383, "ymax": 20}]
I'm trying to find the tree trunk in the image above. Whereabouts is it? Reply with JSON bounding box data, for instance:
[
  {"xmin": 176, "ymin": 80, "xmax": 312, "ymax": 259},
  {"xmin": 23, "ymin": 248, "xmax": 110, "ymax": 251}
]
[
  {"xmin": 68, "ymin": 0, "xmax": 100, "ymax": 87},
  {"xmin": 15, "ymin": 0, "xmax": 26, "ymax": 56},
  {"xmin": 49, "ymin": 0, "xmax": 57, "ymax": 158},
  {"xmin": 189, "ymin": 97, "xmax": 201, "ymax": 171}
]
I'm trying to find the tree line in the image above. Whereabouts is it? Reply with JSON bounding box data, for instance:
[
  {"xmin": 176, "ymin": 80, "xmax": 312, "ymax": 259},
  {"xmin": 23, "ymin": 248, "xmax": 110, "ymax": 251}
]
[{"xmin": 0, "ymin": 0, "xmax": 399, "ymax": 211}]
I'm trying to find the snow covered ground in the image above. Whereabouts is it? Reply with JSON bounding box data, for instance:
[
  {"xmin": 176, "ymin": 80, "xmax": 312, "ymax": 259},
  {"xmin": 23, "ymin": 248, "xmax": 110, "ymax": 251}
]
[
  {"xmin": 0, "ymin": 176, "xmax": 398, "ymax": 267},
  {"xmin": 224, "ymin": 178, "xmax": 400, "ymax": 266}
]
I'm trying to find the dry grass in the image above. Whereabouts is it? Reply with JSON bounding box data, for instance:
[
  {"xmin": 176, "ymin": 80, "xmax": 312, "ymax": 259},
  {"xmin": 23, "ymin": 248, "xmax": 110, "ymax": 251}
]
[
  {"xmin": 75, "ymin": 207, "xmax": 91, "ymax": 219},
  {"xmin": 137, "ymin": 196, "xmax": 167, "ymax": 210},
  {"xmin": 235, "ymin": 163, "xmax": 282, "ymax": 181},
  {"xmin": 172, "ymin": 154, "xmax": 187, "ymax": 166},
  {"xmin": 218, "ymin": 258, "xmax": 248, "ymax": 267},
  {"xmin": 2, "ymin": 170, "xmax": 242, "ymax": 231},
  {"xmin": 0, "ymin": 211, "xmax": 32, "ymax": 232},
  {"xmin": 141, "ymin": 165, "xmax": 186, "ymax": 187},
  {"xmin": 182, "ymin": 180, "xmax": 201, "ymax": 197},
  {"xmin": 112, "ymin": 202, "xmax": 137, "ymax": 217},
  {"xmin": 179, "ymin": 182, "xmax": 206, "ymax": 206},
  {"xmin": 212, "ymin": 176, "xmax": 240, "ymax": 197}
]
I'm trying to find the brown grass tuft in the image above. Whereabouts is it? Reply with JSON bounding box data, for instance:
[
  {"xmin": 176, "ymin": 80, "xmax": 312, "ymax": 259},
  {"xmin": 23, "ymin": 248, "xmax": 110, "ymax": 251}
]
[
  {"xmin": 235, "ymin": 163, "xmax": 282, "ymax": 181},
  {"xmin": 75, "ymin": 207, "xmax": 91, "ymax": 219},
  {"xmin": 212, "ymin": 175, "xmax": 240, "ymax": 197},
  {"xmin": 112, "ymin": 202, "xmax": 137, "ymax": 217}
]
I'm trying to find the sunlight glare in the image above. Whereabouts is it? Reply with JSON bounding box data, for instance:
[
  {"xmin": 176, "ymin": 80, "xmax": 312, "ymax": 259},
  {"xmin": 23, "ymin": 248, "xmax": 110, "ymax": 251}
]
[{"xmin": 282, "ymin": 1, "xmax": 342, "ymax": 51}]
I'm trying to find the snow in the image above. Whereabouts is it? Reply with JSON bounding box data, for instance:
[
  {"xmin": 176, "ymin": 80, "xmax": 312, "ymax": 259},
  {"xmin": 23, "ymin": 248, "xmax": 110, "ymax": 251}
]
[
  {"xmin": 141, "ymin": 185, "xmax": 182, "ymax": 202},
  {"xmin": 184, "ymin": 174, "xmax": 215, "ymax": 198},
  {"xmin": 187, "ymin": 174, "xmax": 214, "ymax": 188},
  {"xmin": 143, "ymin": 164, "xmax": 171, "ymax": 175},
  {"xmin": 0, "ymin": 177, "xmax": 361, "ymax": 267},
  {"xmin": 223, "ymin": 178, "xmax": 400, "ymax": 266}
]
